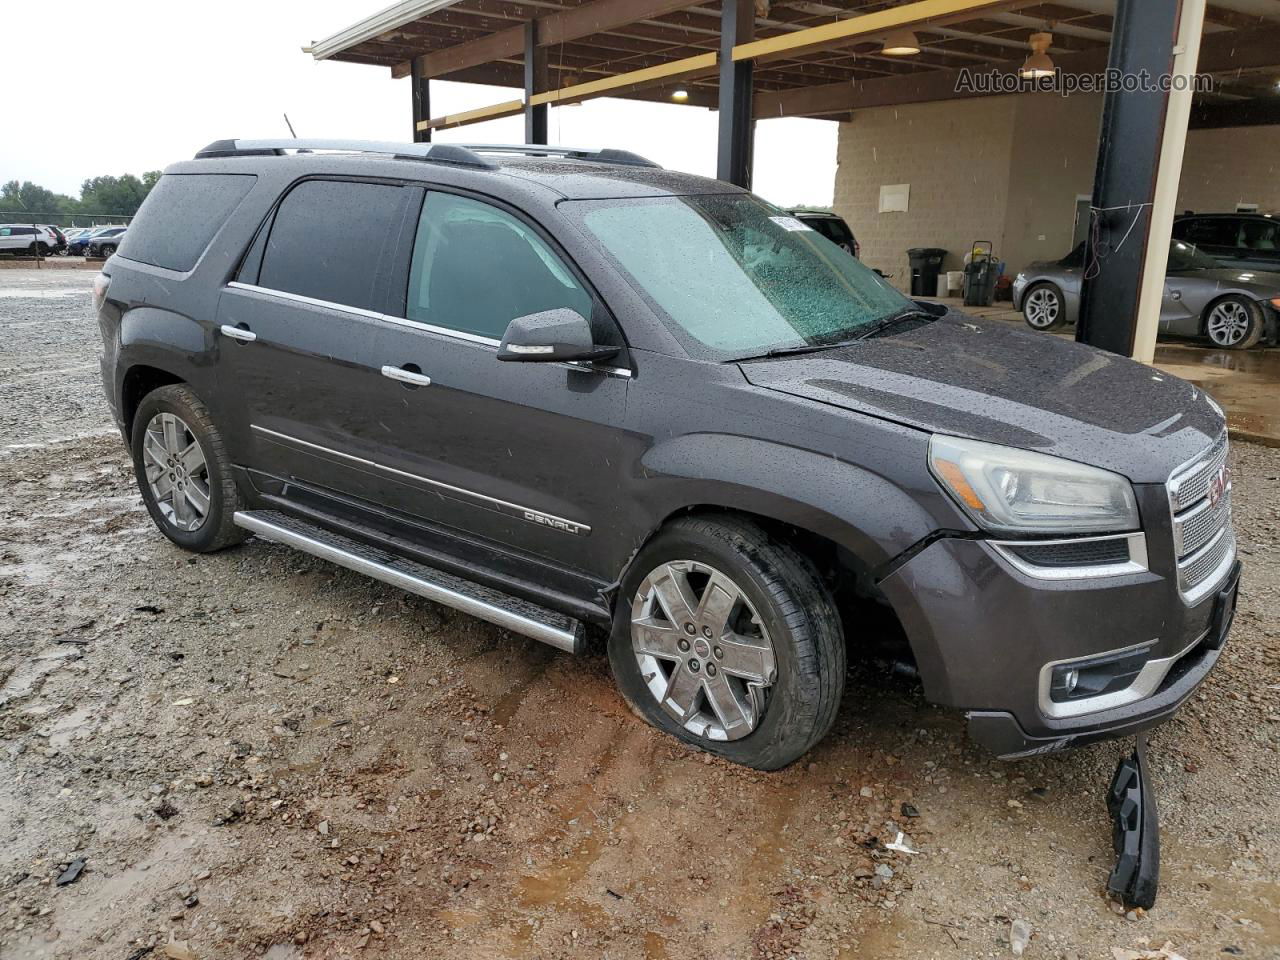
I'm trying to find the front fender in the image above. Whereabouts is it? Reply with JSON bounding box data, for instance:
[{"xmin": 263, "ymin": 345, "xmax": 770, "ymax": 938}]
[{"xmin": 631, "ymin": 432, "xmax": 963, "ymax": 571}]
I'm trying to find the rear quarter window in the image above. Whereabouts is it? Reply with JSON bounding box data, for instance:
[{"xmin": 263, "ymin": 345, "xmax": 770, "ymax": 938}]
[{"xmin": 118, "ymin": 173, "xmax": 256, "ymax": 272}]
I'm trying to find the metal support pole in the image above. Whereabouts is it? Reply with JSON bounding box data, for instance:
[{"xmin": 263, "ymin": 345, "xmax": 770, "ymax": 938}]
[
  {"xmin": 716, "ymin": 0, "xmax": 754, "ymax": 188},
  {"xmin": 1076, "ymin": 0, "xmax": 1195, "ymax": 358},
  {"xmin": 411, "ymin": 56, "xmax": 431, "ymax": 143},
  {"xmin": 525, "ymin": 21, "xmax": 549, "ymax": 145}
]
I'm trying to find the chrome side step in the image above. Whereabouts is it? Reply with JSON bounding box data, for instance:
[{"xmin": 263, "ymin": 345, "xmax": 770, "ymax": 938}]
[{"xmin": 233, "ymin": 510, "xmax": 585, "ymax": 653}]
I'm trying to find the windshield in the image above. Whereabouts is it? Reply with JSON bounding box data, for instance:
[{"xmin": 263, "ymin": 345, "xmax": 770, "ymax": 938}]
[
  {"xmin": 565, "ymin": 194, "xmax": 911, "ymax": 360},
  {"xmin": 1168, "ymin": 239, "xmax": 1221, "ymax": 272}
]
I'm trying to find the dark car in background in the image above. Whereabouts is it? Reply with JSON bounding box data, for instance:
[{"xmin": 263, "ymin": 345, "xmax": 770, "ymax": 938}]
[
  {"xmin": 97, "ymin": 139, "xmax": 1238, "ymax": 770},
  {"xmin": 87, "ymin": 227, "xmax": 127, "ymax": 258},
  {"xmin": 1173, "ymin": 212, "xmax": 1280, "ymax": 272},
  {"xmin": 787, "ymin": 208, "xmax": 859, "ymax": 258}
]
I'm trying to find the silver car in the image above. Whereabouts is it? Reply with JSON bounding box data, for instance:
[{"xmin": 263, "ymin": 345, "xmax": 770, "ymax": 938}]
[{"xmin": 1013, "ymin": 240, "xmax": 1280, "ymax": 349}]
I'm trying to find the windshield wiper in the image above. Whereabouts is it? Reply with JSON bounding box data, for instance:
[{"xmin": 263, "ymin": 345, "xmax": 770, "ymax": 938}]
[{"xmin": 854, "ymin": 307, "xmax": 938, "ymax": 341}]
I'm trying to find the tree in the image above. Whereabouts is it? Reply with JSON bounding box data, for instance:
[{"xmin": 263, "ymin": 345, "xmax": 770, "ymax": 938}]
[
  {"xmin": 77, "ymin": 173, "xmax": 162, "ymax": 217},
  {"xmin": 0, "ymin": 180, "xmax": 76, "ymax": 219}
]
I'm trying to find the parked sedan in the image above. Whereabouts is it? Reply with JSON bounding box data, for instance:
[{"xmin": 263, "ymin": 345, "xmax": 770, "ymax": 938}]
[
  {"xmin": 82, "ymin": 227, "xmax": 128, "ymax": 257},
  {"xmin": 1013, "ymin": 240, "xmax": 1280, "ymax": 349}
]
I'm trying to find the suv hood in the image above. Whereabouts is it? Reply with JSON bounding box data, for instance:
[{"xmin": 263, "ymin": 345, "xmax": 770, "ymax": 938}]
[{"xmin": 738, "ymin": 316, "xmax": 1223, "ymax": 483}]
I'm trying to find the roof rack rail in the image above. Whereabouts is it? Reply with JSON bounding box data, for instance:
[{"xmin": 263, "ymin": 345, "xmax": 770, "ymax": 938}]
[
  {"xmin": 193, "ymin": 139, "xmax": 496, "ymax": 170},
  {"xmin": 456, "ymin": 144, "xmax": 661, "ymax": 168}
]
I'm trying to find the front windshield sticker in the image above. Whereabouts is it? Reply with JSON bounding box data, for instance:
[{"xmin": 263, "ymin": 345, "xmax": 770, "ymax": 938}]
[{"xmin": 769, "ymin": 216, "xmax": 814, "ymax": 232}]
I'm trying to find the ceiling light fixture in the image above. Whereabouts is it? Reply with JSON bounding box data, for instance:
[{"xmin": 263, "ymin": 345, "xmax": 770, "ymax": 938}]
[
  {"xmin": 672, "ymin": 86, "xmax": 690, "ymax": 101},
  {"xmin": 881, "ymin": 29, "xmax": 921, "ymax": 56},
  {"xmin": 1019, "ymin": 31, "xmax": 1055, "ymax": 79}
]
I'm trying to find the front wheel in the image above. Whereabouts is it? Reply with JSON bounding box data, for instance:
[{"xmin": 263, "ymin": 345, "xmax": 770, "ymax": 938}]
[
  {"xmin": 608, "ymin": 515, "xmax": 845, "ymax": 770},
  {"xmin": 1022, "ymin": 283, "xmax": 1066, "ymax": 330},
  {"xmin": 1204, "ymin": 295, "xmax": 1263, "ymax": 350},
  {"xmin": 130, "ymin": 384, "xmax": 248, "ymax": 552}
]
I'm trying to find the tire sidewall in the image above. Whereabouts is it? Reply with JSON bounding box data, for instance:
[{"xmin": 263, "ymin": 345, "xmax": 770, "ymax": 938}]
[
  {"xmin": 1204, "ymin": 295, "xmax": 1262, "ymax": 349},
  {"xmin": 608, "ymin": 524, "xmax": 819, "ymax": 768},
  {"xmin": 130, "ymin": 386, "xmax": 233, "ymax": 552}
]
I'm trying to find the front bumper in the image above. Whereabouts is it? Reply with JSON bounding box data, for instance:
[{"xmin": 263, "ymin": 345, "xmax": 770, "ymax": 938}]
[{"xmin": 878, "ymin": 493, "xmax": 1239, "ymax": 758}]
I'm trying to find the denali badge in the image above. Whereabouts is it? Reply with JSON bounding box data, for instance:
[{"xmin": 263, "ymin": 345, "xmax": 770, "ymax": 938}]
[
  {"xmin": 1207, "ymin": 464, "xmax": 1230, "ymax": 510},
  {"xmin": 523, "ymin": 510, "xmax": 588, "ymax": 536}
]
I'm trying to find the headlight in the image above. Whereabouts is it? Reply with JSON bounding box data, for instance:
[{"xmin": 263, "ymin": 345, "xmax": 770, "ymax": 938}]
[{"xmin": 929, "ymin": 435, "xmax": 1139, "ymax": 535}]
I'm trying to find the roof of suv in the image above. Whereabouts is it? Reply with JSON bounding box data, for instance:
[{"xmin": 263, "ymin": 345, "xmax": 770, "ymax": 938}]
[{"xmin": 177, "ymin": 140, "xmax": 744, "ymax": 202}]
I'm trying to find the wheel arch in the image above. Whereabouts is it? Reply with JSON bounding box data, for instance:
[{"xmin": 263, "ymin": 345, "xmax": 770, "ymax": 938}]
[{"xmin": 120, "ymin": 363, "xmax": 186, "ymax": 437}]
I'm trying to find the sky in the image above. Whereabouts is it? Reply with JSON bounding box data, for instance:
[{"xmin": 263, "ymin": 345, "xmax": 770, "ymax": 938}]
[{"xmin": 1, "ymin": 1, "xmax": 837, "ymax": 208}]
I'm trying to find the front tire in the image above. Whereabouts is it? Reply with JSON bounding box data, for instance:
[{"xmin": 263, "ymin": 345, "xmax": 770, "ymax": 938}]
[
  {"xmin": 608, "ymin": 515, "xmax": 845, "ymax": 770},
  {"xmin": 1203, "ymin": 295, "xmax": 1263, "ymax": 350},
  {"xmin": 1022, "ymin": 282, "xmax": 1066, "ymax": 330},
  {"xmin": 130, "ymin": 384, "xmax": 248, "ymax": 552}
]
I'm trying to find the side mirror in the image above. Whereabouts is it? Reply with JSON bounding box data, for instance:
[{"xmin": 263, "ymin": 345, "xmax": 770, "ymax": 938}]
[{"xmin": 496, "ymin": 308, "xmax": 620, "ymax": 364}]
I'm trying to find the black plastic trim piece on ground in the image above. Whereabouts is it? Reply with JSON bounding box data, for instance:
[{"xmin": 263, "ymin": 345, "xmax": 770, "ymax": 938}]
[{"xmin": 1106, "ymin": 733, "xmax": 1160, "ymax": 909}]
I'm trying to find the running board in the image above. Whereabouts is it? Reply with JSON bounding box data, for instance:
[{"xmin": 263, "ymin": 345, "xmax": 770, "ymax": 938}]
[{"xmin": 233, "ymin": 510, "xmax": 585, "ymax": 653}]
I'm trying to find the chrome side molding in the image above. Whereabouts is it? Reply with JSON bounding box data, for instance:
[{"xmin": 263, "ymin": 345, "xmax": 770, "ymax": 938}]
[{"xmin": 233, "ymin": 509, "xmax": 584, "ymax": 653}]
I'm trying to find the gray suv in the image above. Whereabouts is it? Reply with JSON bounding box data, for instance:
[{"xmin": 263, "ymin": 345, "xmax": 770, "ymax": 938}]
[{"xmin": 96, "ymin": 139, "xmax": 1240, "ymax": 770}]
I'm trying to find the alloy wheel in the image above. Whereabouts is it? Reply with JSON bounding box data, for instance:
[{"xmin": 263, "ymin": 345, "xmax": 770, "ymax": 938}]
[
  {"xmin": 1025, "ymin": 287, "xmax": 1060, "ymax": 328},
  {"xmin": 1205, "ymin": 300, "xmax": 1251, "ymax": 347},
  {"xmin": 142, "ymin": 413, "xmax": 211, "ymax": 532},
  {"xmin": 630, "ymin": 560, "xmax": 777, "ymax": 741}
]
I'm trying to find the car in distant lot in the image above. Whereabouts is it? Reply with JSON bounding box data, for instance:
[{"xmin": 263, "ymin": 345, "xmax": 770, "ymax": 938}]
[
  {"xmin": 0, "ymin": 224, "xmax": 44, "ymax": 255},
  {"xmin": 786, "ymin": 208, "xmax": 859, "ymax": 258},
  {"xmin": 88, "ymin": 228, "xmax": 128, "ymax": 258},
  {"xmin": 1172, "ymin": 212, "xmax": 1280, "ymax": 272},
  {"xmin": 38, "ymin": 224, "xmax": 67, "ymax": 255},
  {"xmin": 71, "ymin": 226, "xmax": 126, "ymax": 256},
  {"xmin": 1013, "ymin": 240, "xmax": 1280, "ymax": 349}
]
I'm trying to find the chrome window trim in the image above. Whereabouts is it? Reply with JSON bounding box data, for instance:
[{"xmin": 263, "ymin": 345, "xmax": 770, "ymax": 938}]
[
  {"xmin": 226, "ymin": 280, "xmax": 385, "ymax": 320},
  {"xmin": 988, "ymin": 532, "xmax": 1148, "ymax": 581},
  {"xmin": 226, "ymin": 282, "xmax": 632, "ymax": 378},
  {"xmin": 250, "ymin": 424, "xmax": 591, "ymax": 535},
  {"xmin": 1036, "ymin": 630, "xmax": 1206, "ymax": 719}
]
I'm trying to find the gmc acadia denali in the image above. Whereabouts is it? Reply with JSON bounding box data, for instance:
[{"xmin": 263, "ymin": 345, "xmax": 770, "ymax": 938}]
[{"xmin": 96, "ymin": 139, "xmax": 1241, "ymax": 770}]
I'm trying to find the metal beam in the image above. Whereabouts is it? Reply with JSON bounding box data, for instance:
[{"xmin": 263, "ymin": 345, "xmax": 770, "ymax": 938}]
[
  {"xmin": 411, "ymin": 56, "xmax": 432, "ymax": 143},
  {"xmin": 398, "ymin": 0, "xmax": 707, "ymax": 80},
  {"xmin": 528, "ymin": 52, "xmax": 717, "ymax": 106},
  {"xmin": 418, "ymin": 98, "xmax": 525, "ymax": 131},
  {"xmin": 731, "ymin": 0, "xmax": 1018, "ymax": 64},
  {"xmin": 1075, "ymin": 0, "xmax": 1185, "ymax": 357},
  {"xmin": 524, "ymin": 21, "xmax": 548, "ymax": 144},
  {"xmin": 717, "ymin": 0, "xmax": 755, "ymax": 188}
]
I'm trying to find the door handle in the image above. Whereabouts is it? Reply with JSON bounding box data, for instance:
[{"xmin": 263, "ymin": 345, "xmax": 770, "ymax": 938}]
[
  {"xmin": 381, "ymin": 365, "xmax": 432, "ymax": 387},
  {"xmin": 220, "ymin": 324, "xmax": 257, "ymax": 343}
]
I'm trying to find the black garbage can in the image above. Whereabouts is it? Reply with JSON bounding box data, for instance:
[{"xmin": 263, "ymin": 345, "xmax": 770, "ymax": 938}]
[
  {"xmin": 907, "ymin": 247, "xmax": 947, "ymax": 297},
  {"xmin": 963, "ymin": 260, "xmax": 998, "ymax": 306}
]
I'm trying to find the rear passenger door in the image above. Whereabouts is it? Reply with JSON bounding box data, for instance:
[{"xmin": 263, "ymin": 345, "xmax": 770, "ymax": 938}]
[
  {"xmin": 368, "ymin": 189, "xmax": 630, "ymax": 576},
  {"xmin": 215, "ymin": 177, "xmax": 419, "ymax": 500}
]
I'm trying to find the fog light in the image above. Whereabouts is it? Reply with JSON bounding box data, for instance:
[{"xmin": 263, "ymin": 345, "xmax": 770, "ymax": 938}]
[{"xmin": 1049, "ymin": 647, "xmax": 1151, "ymax": 703}]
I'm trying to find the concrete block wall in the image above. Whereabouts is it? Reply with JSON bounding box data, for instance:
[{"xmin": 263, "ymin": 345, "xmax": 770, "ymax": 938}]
[{"xmin": 1178, "ymin": 125, "xmax": 1280, "ymax": 214}]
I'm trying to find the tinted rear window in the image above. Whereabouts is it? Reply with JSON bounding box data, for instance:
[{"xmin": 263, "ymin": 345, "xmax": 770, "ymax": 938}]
[
  {"xmin": 257, "ymin": 179, "xmax": 406, "ymax": 313},
  {"xmin": 119, "ymin": 174, "xmax": 255, "ymax": 272}
]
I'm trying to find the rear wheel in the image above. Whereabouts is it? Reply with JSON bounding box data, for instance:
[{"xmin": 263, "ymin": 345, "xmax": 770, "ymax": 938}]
[
  {"xmin": 130, "ymin": 384, "xmax": 248, "ymax": 552},
  {"xmin": 1204, "ymin": 295, "xmax": 1263, "ymax": 350},
  {"xmin": 608, "ymin": 515, "xmax": 845, "ymax": 770},
  {"xmin": 1023, "ymin": 282, "xmax": 1066, "ymax": 330},
  {"xmin": 100, "ymin": 243, "xmax": 117, "ymax": 257}
]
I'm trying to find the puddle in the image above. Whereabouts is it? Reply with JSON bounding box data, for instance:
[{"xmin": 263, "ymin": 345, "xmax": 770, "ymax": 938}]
[{"xmin": 0, "ymin": 288, "xmax": 85, "ymax": 299}]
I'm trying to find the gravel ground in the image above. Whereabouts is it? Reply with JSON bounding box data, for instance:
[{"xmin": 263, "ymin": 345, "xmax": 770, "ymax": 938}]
[{"xmin": 2, "ymin": 270, "xmax": 1278, "ymax": 960}]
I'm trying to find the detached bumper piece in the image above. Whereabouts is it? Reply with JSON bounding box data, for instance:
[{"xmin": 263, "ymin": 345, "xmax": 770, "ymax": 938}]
[{"xmin": 1106, "ymin": 734, "xmax": 1159, "ymax": 909}]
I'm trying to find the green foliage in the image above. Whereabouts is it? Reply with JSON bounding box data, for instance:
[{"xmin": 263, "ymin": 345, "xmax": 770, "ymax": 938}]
[{"xmin": 1, "ymin": 171, "xmax": 163, "ymax": 224}]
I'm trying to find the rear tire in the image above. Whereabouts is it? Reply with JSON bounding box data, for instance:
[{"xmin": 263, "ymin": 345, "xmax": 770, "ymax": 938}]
[
  {"xmin": 101, "ymin": 244, "xmax": 117, "ymax": 257},
  {"xmin": 608, "ymin": 515, "xmax": 845, "ymax": 770},
  {"xmin": 1022, "ymin": 282, "xmax": 1067, "ymax": 331},
  {"xmin": 1203, "ymin": 295, "xmax": 1263, "ymax": 350},
  {"xmin": 130, "ymin": 384, "xmax": 248, "ymax": 553}
]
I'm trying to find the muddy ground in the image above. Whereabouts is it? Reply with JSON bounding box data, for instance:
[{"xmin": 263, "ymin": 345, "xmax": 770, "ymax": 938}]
[{"xmin": 2, "ymin": 269, "xmax": 1278, "ymax": 960}]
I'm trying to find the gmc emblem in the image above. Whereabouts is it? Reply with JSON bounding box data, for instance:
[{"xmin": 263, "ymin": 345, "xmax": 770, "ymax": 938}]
[{"xmin": 1207, "ymin": 464, "xmax": 1230, "ymax": 509}]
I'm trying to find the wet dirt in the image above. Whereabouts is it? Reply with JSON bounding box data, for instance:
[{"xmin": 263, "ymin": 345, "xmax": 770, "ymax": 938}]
[{"xmin": 2, "ymin": 271, "xmax": 1278, "ymax": 959}]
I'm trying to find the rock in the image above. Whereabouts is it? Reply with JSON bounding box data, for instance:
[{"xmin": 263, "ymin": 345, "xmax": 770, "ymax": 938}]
[
  {"xmin": 874, "ymin": 864, "xmax": 893, "ymax": 879},
  {"xmin": 859, "ymin": 787, "xmax": 874, "ymax": 798},
  {"xmin": 1009, "ymin": 918, "xmax": 1031, "ymax": 956},
  {"xmin": 318, "ymin": 821, "xmax": 330, "ymax": 836},
  {"xmin": 900, "ymin": 803, "xmax": 920, "ymax": 818},
  {"xmin": 370, "ymin": 920, "xmax": 385, "ymax": 935},
  {"xmin": 55, "ymin": 859, "xmax": 86, "ymax": 887}
]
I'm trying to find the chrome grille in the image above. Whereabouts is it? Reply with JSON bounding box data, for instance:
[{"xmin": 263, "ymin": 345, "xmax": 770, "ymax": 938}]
[
  {"xmin": 1168, "ymin": 433, "xmax": 1234, "ymax": 601},
  {"xmin": 1168, "ymin": 432, "xmax": 1228, "ymax": 511}
]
